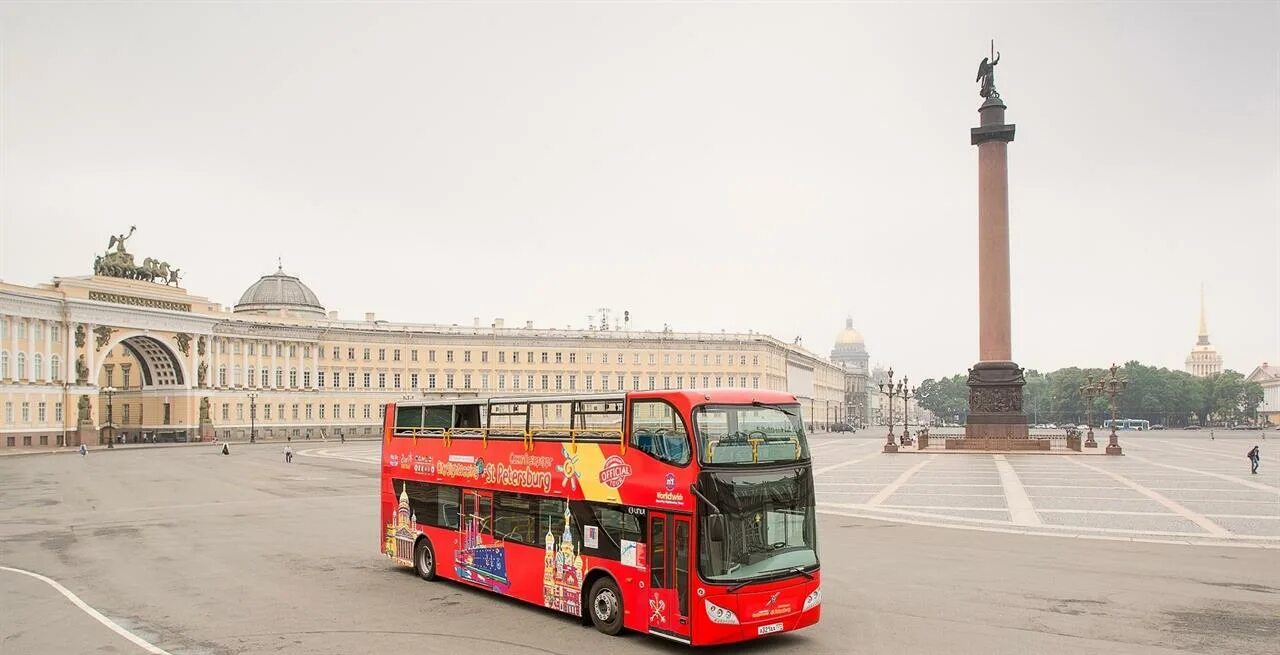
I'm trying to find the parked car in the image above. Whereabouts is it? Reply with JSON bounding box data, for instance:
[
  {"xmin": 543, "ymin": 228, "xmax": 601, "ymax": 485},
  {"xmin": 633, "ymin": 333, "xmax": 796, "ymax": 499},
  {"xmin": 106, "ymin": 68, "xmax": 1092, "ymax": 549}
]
[
  {"xmin": 832, "ymin": 423, "xmax": 856, "ymax": 433},
  {"xmin": 1151, "ymin": 424, "xmax": 1165, "ymax": 430}
]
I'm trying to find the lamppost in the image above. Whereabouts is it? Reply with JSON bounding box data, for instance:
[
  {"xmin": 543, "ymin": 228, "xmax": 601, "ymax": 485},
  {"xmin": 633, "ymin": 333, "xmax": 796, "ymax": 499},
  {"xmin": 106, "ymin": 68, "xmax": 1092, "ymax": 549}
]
[
  {"xmin": 877, "ymin": 368, "xmax": 900, "ymax": 453},
  {"xmin": 103, "ymin": 385, "xmax": 116, "ymax": 449},
  {"xmin": 901, "ymin": 378, "xmax": 919, "ymax": 446},
  {"xmin": 1100, "ymin": 363, "xmax": 1127, "ymax": 455},
  {"xmin": 248, "ymin": 392, "xmax": 258, "ymax": 444},
  {"xmin": 1080, "ymin": 375, "xmax": 1102, "ymax": 448}
]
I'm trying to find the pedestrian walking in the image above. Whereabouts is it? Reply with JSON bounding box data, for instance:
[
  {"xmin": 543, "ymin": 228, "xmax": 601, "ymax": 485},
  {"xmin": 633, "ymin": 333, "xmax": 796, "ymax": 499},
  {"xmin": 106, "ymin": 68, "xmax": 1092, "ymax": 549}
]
[
  {"xmin": 284, "ymin": 445, "xmax": 293, "ymax": 463},
  {"xmin": 79, "ymin": 444, "xmax": 87, "ymax": 457},
  {"xmin": 340, "ymin": 433, "xmax": 345, "ymax": 444},
  {"xmin": 221, "ymin": 441, "xmax": 230, "ymax": 456},
  {"xmin": 1247, "ymin": 445, "xmax": 1260, "ymax": 475}
]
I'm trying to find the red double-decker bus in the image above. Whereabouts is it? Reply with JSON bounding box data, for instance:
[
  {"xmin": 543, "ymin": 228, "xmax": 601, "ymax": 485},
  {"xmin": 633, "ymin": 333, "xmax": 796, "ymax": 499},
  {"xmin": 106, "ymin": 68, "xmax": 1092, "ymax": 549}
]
[{"xmin": 379, "ymin": 389, "xmax": 820, "ymax": 646}]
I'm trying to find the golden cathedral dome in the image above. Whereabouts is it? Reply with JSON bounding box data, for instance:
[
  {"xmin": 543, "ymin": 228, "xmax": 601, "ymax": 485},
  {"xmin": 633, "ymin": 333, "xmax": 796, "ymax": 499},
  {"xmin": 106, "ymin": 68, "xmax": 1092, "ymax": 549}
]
[{"xmin": 835, "ymin": 318, "xmax": 864, "ymax": 345}]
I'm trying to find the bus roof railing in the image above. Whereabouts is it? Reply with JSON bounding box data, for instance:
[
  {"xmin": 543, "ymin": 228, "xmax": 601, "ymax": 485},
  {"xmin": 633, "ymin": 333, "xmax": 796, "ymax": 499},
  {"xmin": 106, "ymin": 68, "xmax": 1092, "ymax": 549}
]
[{"xmin": 395, "ymin": 393, "xmax": 625, "ymax": 407}]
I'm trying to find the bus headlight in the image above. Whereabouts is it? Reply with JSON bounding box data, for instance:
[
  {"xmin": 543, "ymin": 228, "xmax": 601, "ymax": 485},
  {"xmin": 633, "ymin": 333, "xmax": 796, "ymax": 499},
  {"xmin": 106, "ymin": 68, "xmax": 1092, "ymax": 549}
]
[
  {"xmin": 803, "ymin": 587, "xmax": 822, "ymax": 612},
  {"xmin": 705, "ymin": 599, "xmax": 740, "ymax": 625}
]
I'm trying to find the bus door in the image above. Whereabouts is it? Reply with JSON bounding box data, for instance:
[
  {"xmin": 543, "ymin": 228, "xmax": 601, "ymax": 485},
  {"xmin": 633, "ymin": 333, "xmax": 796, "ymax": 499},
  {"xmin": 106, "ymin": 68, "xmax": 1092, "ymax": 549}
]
[{"xmin": 647, "ymin": 511, "xmax": 692, "ymax": 642}]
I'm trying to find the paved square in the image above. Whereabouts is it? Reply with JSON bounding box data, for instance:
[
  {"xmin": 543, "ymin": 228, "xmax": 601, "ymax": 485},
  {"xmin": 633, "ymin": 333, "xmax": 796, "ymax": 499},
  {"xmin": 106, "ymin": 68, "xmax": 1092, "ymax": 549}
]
[{"xmin": 1, "ymin": 434, "xmax": 1277, "ymax": 654}]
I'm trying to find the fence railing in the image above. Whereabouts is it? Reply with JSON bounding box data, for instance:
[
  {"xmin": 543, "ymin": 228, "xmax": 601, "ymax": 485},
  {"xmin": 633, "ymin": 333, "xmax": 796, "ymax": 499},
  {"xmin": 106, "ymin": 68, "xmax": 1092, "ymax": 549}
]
[{"xmin": 909, "ymin": 428, "xmax": 1084, "ymax": 452}]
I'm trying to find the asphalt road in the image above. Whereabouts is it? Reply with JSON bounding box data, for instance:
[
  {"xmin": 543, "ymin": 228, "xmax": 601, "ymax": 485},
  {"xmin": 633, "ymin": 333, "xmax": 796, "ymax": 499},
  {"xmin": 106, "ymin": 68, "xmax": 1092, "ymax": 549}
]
[{"xmin": 1, "ymin": 442, "xmax": 1277, "ymax": 654}]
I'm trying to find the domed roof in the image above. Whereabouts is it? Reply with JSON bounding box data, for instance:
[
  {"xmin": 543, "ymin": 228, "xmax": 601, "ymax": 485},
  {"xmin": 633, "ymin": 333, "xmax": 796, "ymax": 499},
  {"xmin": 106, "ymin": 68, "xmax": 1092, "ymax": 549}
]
[
  {"xmin": 835, "ymin": 317, "xmax": 864, "ymax": 345},
  {"xmin": 234, "ymin": 267, "xmax": 325, "ymax": 317}
]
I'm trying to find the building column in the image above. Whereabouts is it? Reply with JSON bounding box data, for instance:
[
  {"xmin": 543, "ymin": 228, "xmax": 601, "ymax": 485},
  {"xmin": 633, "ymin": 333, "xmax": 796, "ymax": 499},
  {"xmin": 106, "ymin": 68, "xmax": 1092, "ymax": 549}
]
[
  {"xmin": 270, "ymin": 342, "xmax": 277, "ymax": 388},
  {"xmin": 44, "ymin": 319, "xmax": 52, "ymax": 383},
  {"xmin": 85, "ymin": 323, "xmax": 96, "ymax": 389}
]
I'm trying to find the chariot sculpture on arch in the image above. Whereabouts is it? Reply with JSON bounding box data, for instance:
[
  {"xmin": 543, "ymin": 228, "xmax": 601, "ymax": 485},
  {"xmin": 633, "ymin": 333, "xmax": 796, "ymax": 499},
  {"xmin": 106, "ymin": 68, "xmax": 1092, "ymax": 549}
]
[{"xmin": 93, "ymin": 225, "xmax": 183, "ymax": 286}]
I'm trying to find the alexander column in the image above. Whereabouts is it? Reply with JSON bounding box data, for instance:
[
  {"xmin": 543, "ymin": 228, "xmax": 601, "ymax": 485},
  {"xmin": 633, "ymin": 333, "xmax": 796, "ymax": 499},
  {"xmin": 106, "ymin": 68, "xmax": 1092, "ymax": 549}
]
[{"xmin": 965, "ymin": 44, "xmax": 1028, "ymax": 441}]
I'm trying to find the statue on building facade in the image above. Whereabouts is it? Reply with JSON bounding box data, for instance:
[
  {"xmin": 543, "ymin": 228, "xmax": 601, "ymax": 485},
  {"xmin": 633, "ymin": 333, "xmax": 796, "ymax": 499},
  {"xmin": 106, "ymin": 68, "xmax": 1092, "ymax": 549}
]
[
  {"xmin": 77, "ymin": 395, "xmax": 91, "ymax": 422},
  {"xmin": 197, "ymin": 335, "xmax": 206, "ymax": 356},
  {"xmin": 199, "ymin": 397, "xmax": 211, "ymax": 423},
  {"xmin": 108, "ymin": 226, "xmax": 135, "ymax": 254},
  {"xmin": 75, "ymin": 325, "xmax": 86, "ymax": 348},
  {"xmin": 174, "ymin": 332, "xmax": 191, "ymax": 356},
  {"xmin": 76, "ymin": 355, "xmax": 89, "ymax": 384},
  {"xmin": 93, "ymin": 226, "xmax": 182, "ymax": 284},
  {"xmin": 94, "ymin": 325, "xmax": 114, "ymax": 351},
  {"xmin": 197, "ymin": 361, "xmax": 208, "ymax": 387}
]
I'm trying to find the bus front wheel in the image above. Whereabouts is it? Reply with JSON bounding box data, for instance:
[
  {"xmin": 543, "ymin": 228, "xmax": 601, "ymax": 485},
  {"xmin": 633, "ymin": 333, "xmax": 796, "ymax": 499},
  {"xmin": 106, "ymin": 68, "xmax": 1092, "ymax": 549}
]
[
  {"xmin": 588, "ymin": 577, "xmax": 624, "ymax": 636},
  {"xmin": 413, "ymin": 538, "xmax": 436, "ymax": 581}
]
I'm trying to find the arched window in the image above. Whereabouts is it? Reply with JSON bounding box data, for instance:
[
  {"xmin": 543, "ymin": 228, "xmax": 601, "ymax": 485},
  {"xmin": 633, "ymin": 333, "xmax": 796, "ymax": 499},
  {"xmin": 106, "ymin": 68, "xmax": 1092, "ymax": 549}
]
[
  {"xmin": 289, "ymin": 368, "xmax": 298, "ymax": 388},
  {"xmin": 233, "ymin": 365, "xmax": 242, "ymax": 386},
  {"xmin": 16, "ymin": 352, "xmax": 26, "ymax": 379},
  {"xmin": 218, "ymin": 365, "xmax": 227, "ymax": 387},
  {"xmin": 51, "ymin": 355, "xmax": 61, "ymax": 381},
  {"xmin": 0, "ymin": 351, "xmax": 8, "ymax": 379},
  {"xmin": 248, "ymin": 367, "xmax": 256, "ymax": 388},
  {"xmin": 33, "ymin": 354, "xmax": 43, "ymax": 381},
  {"xmin": 275, "ymin": 368, "xmax": 283, "ymax": 387}
]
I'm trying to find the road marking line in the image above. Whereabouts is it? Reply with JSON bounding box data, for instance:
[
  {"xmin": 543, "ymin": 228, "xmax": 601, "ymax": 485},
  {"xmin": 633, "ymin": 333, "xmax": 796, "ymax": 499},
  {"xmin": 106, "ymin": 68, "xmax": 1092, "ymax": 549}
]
[
  {"xmin": 0, "ymin": 565, "xmax": 173, "ymax": 654},
  {"xmin": 817, "ymin": 503, "xmax": 1280, "ymax": 541},
  {"xmin": 813, "ymin": 454, "xmax": 875, "ymax": 476},
  {"xmin": 1126, "ymin": 454, "xmax": 1279, "ymax": 494},
  {"xmin": 867, "ymin": 456, "xmax": 934, "ymax": 506},
  {"xmin": 815, "ymin": 507, "xmax": 1280, "ymax": 550},
  {"xmin": 1069, "ymin": 458, "xmax": 1230, "ymax": 537},
  {"xmin": 994, "ymin": 455, "xmax": 1042, "ymax": 526}
]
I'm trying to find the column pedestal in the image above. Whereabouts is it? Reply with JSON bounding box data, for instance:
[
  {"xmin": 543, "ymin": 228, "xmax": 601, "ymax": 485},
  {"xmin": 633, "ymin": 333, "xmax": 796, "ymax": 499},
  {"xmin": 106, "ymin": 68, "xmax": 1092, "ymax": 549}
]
[{"xmin": 964, "ymin": 361, "xmax": 1028, "ymax": 439}]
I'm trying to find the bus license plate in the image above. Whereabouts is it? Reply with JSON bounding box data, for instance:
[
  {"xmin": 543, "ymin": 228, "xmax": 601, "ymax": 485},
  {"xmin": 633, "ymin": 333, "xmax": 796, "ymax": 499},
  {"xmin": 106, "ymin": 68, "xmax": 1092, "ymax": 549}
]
[{"xmin": 757, "ymin": 622, "xmax": 783, "ymax": 635}]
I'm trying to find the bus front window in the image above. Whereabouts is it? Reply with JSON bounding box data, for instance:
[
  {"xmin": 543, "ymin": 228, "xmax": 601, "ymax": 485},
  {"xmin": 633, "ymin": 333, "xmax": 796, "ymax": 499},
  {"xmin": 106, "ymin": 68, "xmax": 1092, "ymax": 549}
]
[
  {"xmin": 697, "ymin": 467, "xmax": 818, "ymax": 585},
  {"xmin": 694, "ymin": 404, "xmax": 810, "ymax": 465}
]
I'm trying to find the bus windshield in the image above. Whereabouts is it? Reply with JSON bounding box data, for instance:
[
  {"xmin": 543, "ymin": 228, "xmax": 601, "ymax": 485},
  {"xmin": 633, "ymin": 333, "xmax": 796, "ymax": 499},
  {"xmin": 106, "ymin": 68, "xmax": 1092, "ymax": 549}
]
[
  {"xmin": 697, "ymin": 466, "xmax": 818, "ymax": 585},
  {"xmin": 692, "ymin": 403, "xmax": 810, "ymax": 465}
]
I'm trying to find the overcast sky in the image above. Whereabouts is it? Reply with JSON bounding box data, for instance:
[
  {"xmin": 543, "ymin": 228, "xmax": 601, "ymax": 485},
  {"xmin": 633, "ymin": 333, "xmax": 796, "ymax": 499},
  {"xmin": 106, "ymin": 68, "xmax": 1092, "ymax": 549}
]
[{"xmin": 1, "ymin": 2, "xmax": 1277, "ymax": 381}]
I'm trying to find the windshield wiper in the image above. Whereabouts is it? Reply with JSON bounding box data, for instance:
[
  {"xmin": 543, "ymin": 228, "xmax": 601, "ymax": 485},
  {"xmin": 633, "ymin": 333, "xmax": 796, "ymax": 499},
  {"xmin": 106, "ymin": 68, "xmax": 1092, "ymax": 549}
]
[
  {"xmin": 724, "ymin": 565, "xmax": 815, "ymax": 592},
  {"xmin": 690, "ymin": 484, "xmax": 721, "ymax": 514},
  {"xmin": 752, "ymin": 401, "xmax": 796, "ymax": 416}
]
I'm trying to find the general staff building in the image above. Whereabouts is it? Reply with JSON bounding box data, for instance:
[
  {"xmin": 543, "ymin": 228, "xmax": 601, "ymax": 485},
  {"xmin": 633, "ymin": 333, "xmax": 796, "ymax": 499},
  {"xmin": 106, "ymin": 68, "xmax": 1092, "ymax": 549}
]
[{"xmin": 1, "ymin": 252, "xmax": 861, "ymax": 448}]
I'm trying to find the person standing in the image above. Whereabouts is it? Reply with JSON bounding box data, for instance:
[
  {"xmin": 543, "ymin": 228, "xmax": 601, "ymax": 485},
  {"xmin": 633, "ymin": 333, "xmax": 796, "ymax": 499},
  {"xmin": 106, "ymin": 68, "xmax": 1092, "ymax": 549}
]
[
  {"xmin": 1247, "ymin": 445, "xmax": 1260, "ymax": 475},
  {"xmin": 284, "ymin": 445, "xmax": 293, "ymax": 464},
  {"xmin": 79, "ymin": 443, "xmax": 87, "ymax": 457}
]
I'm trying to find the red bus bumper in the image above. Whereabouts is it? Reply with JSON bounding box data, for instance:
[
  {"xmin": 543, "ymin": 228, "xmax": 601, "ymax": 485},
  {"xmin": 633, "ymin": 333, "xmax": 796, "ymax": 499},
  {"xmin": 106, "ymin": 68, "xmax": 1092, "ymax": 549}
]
[{"xmin": 692, "ymin": 575, "xmax": 821, "ymax": 646}]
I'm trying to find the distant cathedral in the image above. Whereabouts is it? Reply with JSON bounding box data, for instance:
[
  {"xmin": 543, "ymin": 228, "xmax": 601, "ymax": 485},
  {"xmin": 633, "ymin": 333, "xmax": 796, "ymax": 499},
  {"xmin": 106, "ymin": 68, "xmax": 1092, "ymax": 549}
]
[{"xmin": 1185, "ymin": 287, "xmax": 1223, "ymax": 378}]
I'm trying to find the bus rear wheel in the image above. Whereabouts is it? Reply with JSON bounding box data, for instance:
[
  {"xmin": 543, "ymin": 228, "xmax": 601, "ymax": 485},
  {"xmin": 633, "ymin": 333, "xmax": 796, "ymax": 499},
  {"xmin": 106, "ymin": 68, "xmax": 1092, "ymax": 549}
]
[
  {"xmin": 413, "ymin": 538, "xmax": 436, "ymax": 581},
  {"xmin": 587, "ymin": 577, "xmax": 624, "ymax": 636}
]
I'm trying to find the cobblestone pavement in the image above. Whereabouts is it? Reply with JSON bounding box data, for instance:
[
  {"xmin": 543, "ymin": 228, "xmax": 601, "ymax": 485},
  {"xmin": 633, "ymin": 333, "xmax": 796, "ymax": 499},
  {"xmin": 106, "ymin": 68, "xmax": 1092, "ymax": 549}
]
[{"xmin": 301, "ymin": 431, "xmax": 1280, "ymax": 547}]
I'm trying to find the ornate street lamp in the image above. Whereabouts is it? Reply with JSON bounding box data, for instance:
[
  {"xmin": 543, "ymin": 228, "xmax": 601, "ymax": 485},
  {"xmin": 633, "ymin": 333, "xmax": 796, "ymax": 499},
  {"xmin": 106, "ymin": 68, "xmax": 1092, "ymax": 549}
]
[
  {"xmin": 1101, "ymin": 363, "xmax": 1127, "ymax": 455},
  {"xmin": 103, "ymin": 385, "xmax": 116, "ymax": 449},
  {"xmin": 1080, "ymin": 375, "xmax": 1102, "ymax": 448},
  {"xmin": 877, "ymin": 368, "xmax": 900, "ymax": 453},
  {"xmin": 901, "ymin": 378, "xmax": 919, "ymax": 446},
  {"xmin": 248, "ymin": 392, "xmax": 258, "ymax": 444}
]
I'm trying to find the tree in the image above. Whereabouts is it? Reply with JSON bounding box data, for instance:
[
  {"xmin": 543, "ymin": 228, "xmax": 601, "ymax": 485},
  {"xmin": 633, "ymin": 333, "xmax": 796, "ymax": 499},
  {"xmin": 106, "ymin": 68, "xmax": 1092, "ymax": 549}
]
[{"xmin": 917, "ymin": 374, "xmax": 968, "ymax": 425}]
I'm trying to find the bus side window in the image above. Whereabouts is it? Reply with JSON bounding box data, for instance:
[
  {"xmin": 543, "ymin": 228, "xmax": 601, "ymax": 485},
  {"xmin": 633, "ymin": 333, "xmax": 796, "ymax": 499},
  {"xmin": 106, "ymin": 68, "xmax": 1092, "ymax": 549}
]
[{"xmin": 630, "ymin": 400, "xmax": 691, "ymax": 465}]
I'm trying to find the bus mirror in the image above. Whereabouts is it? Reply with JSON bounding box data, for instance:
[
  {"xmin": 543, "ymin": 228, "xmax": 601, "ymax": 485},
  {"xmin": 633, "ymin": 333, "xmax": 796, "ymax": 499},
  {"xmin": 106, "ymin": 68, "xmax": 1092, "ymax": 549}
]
[{"xmin": 709, "ymin": 514, "xmax": 726, "ymax": 541}]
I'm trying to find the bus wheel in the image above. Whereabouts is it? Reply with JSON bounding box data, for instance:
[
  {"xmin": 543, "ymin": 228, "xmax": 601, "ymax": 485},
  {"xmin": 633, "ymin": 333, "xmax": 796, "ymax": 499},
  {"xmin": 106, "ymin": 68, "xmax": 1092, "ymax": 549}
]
[
  {"xmin": 588, "ymin": 577, "xmax": 623, "ymax": 636},
  {"xmin": 413, "ymin": 538, "xmax": 436, "ymax": 581}
]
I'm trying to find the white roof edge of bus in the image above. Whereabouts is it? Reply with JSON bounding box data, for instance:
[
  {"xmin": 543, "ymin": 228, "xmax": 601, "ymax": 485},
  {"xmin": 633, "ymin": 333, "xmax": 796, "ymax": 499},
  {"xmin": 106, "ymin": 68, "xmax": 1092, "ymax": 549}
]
[{"xmin": 395, "ymin": 393, "xmax": 626, "ymax": 407}]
